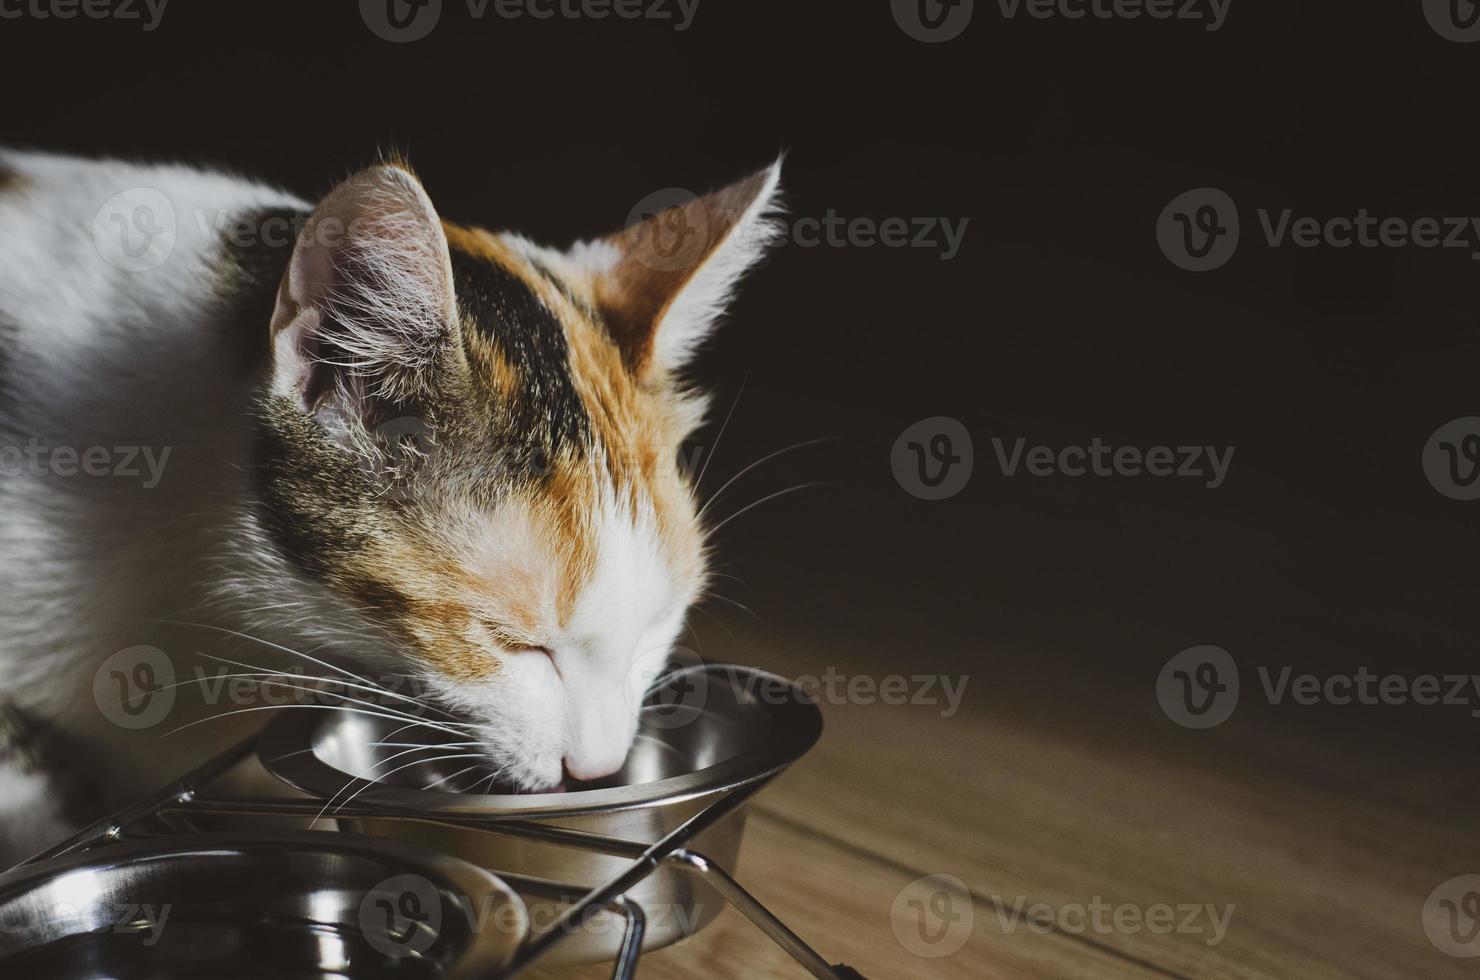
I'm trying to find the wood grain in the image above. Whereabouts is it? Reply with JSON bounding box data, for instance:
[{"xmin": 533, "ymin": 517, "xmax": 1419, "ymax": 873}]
[
  {"xmin": 524, "ymin": 813, "xmax": 1159, "ymax": 980},
  {"xmin": 524, "ymin": 626, "xmax": 1476, "ymax": 978}
]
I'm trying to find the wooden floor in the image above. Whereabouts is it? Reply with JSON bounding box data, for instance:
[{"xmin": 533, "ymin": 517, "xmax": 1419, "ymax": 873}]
[{"xmin": 526, "ymin": 624, "xmax": 1480, "ymax": 979}]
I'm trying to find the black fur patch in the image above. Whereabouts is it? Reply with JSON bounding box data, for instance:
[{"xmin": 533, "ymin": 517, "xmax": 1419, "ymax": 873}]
[
  {"xmin": 450, "ymin": 247, "xmax": 590, "ymax": 459},
  {"xmin": 529, "ymin": 257, "xmax": 598, "ymax": 323},
  {"xmin": 250, "ymin": 398, "xmax": 386, "ymax": 580},
  {"xmin": 247, "ymin": 232, "xmax": 596, "ymax": 590},
  {"xmin": 216, "ymin": 206, "xmax": 390, "ymax": 587}
]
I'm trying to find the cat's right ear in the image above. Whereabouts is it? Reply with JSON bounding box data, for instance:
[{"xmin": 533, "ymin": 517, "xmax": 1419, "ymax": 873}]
[
  {"xmin": 570, "ymin": 160, "xmax": 783, "ymax": 384},
  {"xmin": 269, "ymin": 164, "xmax": 457, "ymax": 422}
]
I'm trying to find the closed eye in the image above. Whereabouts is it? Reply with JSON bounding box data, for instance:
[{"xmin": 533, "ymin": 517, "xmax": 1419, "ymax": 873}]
[
  {"xmin": 513, "ymin": 644, "xmax": 560, "ymax": 680},
  {"xmin": 479, "ymin": 620, "xmax": 553, "ymax": 659}
]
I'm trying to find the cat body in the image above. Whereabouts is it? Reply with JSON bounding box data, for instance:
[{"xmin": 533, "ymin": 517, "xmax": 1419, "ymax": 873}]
[{"xmin": 0, "ymin": 148, "xmax": 781, "ymax": 864}]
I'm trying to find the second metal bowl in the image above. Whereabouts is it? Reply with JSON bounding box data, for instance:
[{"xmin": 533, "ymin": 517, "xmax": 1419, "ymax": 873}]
[{"xmin": 0, "ymin": 831, "xmax": 528, "ymax": 979}]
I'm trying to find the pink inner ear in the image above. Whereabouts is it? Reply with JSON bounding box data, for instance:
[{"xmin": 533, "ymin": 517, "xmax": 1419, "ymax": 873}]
[{"xmin": 270, "ymin": 164, "xmax": 457, "ymax": 414}]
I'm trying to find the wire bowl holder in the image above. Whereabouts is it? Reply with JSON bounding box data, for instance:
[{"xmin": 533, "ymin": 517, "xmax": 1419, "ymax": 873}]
[{"xmin": 2, "ymin": 664, "xmax": 866, "ymax": 979}]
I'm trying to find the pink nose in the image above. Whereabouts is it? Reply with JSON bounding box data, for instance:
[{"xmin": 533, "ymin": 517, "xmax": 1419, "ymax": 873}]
[{"xmin": 562, "ymin": 753, "xmax": 625, "ymax": 783}]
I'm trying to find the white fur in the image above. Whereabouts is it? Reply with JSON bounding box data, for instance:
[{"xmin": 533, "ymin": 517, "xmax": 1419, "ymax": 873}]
[
  {"xmin": 0, "ymin": 149, "xmax": 754, "ymax": 862},
  {"xmin": 427, "ymin": 479, "xmax": 688, "ymax": 787},
  {"xmin": 0, "ymin": 150, "xmax": 318, "ymax": 850},
  {"xmin": 0, "ymin": 147, "xmax": 306, "ymax": 701}
]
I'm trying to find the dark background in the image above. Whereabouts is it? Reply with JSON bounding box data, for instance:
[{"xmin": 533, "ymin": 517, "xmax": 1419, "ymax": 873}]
[{"xmin": 3, "ymin": 1, "xmax": 1477, "ymax": 807}]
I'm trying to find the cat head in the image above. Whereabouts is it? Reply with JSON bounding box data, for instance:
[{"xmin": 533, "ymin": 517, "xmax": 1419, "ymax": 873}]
[{"xmin": 248, "ymin": 159, "xmax": 782, "ymax": 788}]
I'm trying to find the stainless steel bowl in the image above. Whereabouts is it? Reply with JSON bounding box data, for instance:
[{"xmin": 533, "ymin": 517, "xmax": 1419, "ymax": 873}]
[
  {"xmin": 258, "ymin": 663, "xmax": 823, "ymax": 964},
  {"xmin": 0, "ymin": 831, "xmax": 528, "ymax": 979}
]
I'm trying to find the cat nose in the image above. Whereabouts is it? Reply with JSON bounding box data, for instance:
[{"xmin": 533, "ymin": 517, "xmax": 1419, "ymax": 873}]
[{"xmin": 562, "ymin": 750, "xmax": 626, "ymax": 783}]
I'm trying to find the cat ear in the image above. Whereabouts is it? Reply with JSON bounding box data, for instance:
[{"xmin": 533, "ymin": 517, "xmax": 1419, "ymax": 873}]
[
  {"xmin": 269, "ymin": 163, "xmax": 456, "ymax": 420},
  {"xmin": 573, "ymin": 160, "xmax": 783, "ymax": 381}
]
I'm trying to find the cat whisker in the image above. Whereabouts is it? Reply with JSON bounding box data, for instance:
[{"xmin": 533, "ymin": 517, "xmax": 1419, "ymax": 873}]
[
  {"xmin": 694, "ymin": 374, "xmax": 747, "ymax": 489},
  {"xmin": 226, "ymin": 613, "xmax": 454, "ymax": 716},
  {"xmin": 194, "ymin": 651, "xmax": 467, "ymax": 723},
  {"xmin": 420, "ymin": 762, "xmax": 488, "ymax": 793},
  {"xmin": 698, "ymin": 436, "xmax": 839, "ymax": 520},
  {"xmin": 328, "ymin": 752, "xmax": 489, "ymax": 818},
  {"xmin": 697, "ymin": 591, "xmax": 759, "ymax": 621},
  {"xmin": 705, "ymin": 482, "xmax": 833, "ymax": 537},
  {"xmin": 95, "ymin": 670, "xmax": 462, "ymax": 736},
  {"xmin": 311, "ymin": 739, "xmax": 483, "ymax": 818},
  {"xmin": 685, "ymin": 601, "xmax": 735, "ymax": 640},
  {"xmin": 159, "ymin": 703, "xmax": 477, "ymax": 744},
  {"xmin": 705, "ymin": 569, "xmax": 754, "ymax": 593},
  {"xmin": 259, "ymin": 735, "xmax": 480, "ymax": 769},
  {"xmin": 150, "ymin": 619, "xmax": 382, "ymax": 691},
  {"xmin": 152, "ymin": 621, "xmax": 469, "ymax": 726},
  {"xmin": 443, "ymin": 765, "xmax": 488, "ymax": 794}
]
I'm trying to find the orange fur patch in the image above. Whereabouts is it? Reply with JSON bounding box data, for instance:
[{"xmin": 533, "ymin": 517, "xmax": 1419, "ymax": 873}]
[{"xmin": 329, "ymin": 223, "xmax": 708, "ymax": 679}]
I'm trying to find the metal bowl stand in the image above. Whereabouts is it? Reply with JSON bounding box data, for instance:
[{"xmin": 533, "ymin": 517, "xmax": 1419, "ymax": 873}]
[{"xmin": 13, "ymin": 734, "xmax": 866, "ymax": 979}]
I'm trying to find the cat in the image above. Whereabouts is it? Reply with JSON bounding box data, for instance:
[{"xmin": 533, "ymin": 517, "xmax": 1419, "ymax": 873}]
[{"xmin": 0, "ymin": 147, "xmax": 782, "ymax": 864}]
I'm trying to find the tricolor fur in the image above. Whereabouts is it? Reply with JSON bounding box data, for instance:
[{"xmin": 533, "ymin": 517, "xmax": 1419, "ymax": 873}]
[{"xmin": 0, "ymin": 147, "xmax": 782, "ymax": 860}]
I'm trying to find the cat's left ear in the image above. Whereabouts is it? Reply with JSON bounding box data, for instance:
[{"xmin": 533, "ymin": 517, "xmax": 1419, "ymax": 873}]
[
  {"xmin": 269, "ymin": 163, "xmax": 457, "ymax": 418},
  {"xmin": 572, "ymin": 159, "xmax": 784, "ymax": 382}
]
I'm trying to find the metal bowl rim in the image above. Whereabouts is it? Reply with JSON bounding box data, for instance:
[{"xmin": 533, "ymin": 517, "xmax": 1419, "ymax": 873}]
[
  {"xmin": 0, "ymin": 830, "xmax": 529, "ymax": 978},
  {"xmin": 257, "ymin": 663, "xmax": 823, "ymax": 817}
]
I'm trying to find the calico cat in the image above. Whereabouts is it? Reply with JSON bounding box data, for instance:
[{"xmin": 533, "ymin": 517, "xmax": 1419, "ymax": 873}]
[{"xmin": 0, "ymin": 148, "xmax": 782, "ymax": 863}]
